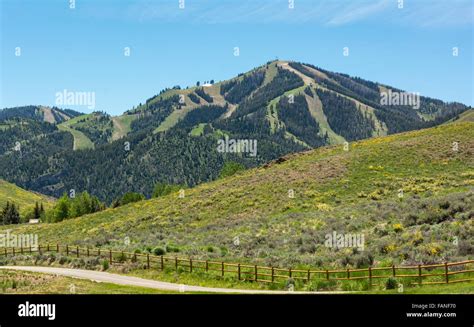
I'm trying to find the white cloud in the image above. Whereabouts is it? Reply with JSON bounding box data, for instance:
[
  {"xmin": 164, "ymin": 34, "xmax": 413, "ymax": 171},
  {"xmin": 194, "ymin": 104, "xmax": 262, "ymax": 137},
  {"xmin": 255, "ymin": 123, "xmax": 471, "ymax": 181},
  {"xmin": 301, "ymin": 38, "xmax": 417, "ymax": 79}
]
[
  {"xmin": 83, "ymin": 0, "xmax": 474, "ymax": 28},
  {"xmin": 398, "ymin": 1, "xmax": 473, "ymax": 27},
  {"xmin": 326, "ymin": 0, "xmax": 391, "ymax": 26}
]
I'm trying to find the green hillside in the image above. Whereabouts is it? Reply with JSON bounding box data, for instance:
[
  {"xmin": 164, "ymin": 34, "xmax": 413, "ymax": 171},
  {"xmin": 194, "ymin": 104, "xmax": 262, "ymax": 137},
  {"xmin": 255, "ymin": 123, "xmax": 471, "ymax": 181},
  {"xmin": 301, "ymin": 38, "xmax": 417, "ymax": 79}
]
[
  {"xmin": 0, "ymin": 106, "xmax": 82, "ymax": 124},
  {"xmin": 111, "ymin": 114, "xmax": 138, "ymax": 140},
  {"xmin": 0, "ymin": 180, "xmax": 55, "ymax": 215},
  {"xmin": 1, "ymin": 60, "xmax": 470, "ymax": 202},
  {"xmin": 57, "ymin": 114, "xmax": 95, "ymax": 150},
  {"xmin": 448, "ymin": 109, "xmax": 474, "ymax": 123},
  {"xmin": 58, "ymin": 112, "xmax": 138, "ymax": 146},
  {"xmin": 3, "ymin": 122, "xmax": 473, "ymax": 269}
]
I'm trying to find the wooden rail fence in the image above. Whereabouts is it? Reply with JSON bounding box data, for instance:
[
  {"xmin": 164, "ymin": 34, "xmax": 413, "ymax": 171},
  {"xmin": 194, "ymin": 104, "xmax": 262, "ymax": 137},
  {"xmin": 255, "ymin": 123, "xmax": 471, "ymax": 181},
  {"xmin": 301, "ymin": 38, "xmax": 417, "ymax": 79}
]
[{"xmin": 1, "ymin": 244, "xmax": 473, "ymax": 288}]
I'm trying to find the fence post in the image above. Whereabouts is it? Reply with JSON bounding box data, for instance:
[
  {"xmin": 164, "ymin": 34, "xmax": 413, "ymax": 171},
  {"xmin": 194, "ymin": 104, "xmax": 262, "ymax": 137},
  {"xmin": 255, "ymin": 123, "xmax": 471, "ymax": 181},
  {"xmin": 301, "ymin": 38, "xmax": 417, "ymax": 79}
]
[
  {"xmin": 444, "ymin": 262, "xmax": 449, "ymax": 284},
  {"xmin": 57, "ymin": 244, "xmax": 59, "ymax": 253},
  {"xmin": 38, "ymin": 244, "xmax": 41, "ymax": 255},
  {"xmin": 190, "ymin": 259, "xmax": 193, "ymax": 273},
  {"xmin": 12, "ymin": 247, "xmax": 15, "ymax": 255},
  {"xmin": 238, "ymin": 264, "xmax": 241, "ymax": 280},
  {"xmin": 20, "ymin": 244, "xmax": 23, "ymax": 254},
  {"xmin": 161, "ymin": 256, "xmax": 164, "ymax": 270},
  {"xmin": 29, "ymin": 245, "xmax": 32, "ymax": 253},
  {"xmin": 205, "ymin": 260, "xmax": 208, "ymax": 272},
  {"xmin": 110, "ymin": 250, "xmax": 113, "ymax": 265},
  {"xmin": 368, "ymin": 267, "xmax": 372, "ymax": 289},
  {"xmin": 271, "ymin": 267, "xmax": 275, "ymax": 282},
  {"xmin": 221, "ymin": 262, "xmax": 224, "ymax": 277},
  {"xmin": 326, "ymin": 269, "xmax": 329, "ymax": 280},
  {"xmin": 98, "ymin": 248, "xmax": 101, "ymax": 256},
  {"xmin": 289, "ymin": 268, "xmax": 292, "ymax": 278},
  {"xmin": 347, "ymin": 268, "xmax": 350, "ymax": 280},
  {"xmin": 175, "ymin": 257, "xmax": 178, "ymax": 270},
  {"xmin": 418, "ymin": 265, "xmax": 422, "ymax": 285},
  {"xmin": 87, "ymin": 247, "xmax": 89, "ymax": 257},
  {"xmin": 66, "ymin": 245, "xmax": 69, "ymax": 256},
  {"xmin": 77, "ymin": 246, "xmax": 79, "ymax": 258},
  {"xmin": 47, "ymin": 244, "xmax": 50, "ymax": 252},
  {"xmin": 392, "ymin": 265, "xmax": 396, "ymax": 277},
  {"xmin": 255, "ymin": 265, "xmax": 258, "ymax": 282},
  {"xmin": 307, "ymin": 269, "xmax": 311, "ymax": 282},
  {"xmin": 146, "ymin": 254, "xmax": 150, "ymax": 269}
]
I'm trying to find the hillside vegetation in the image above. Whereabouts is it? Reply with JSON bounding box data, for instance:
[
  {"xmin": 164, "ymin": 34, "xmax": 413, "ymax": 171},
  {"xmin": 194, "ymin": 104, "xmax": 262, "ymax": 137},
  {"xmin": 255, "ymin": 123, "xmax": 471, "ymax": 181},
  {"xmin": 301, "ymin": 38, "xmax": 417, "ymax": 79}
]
[
  {"xmin": 57, "ymin": 115, "xmax": 95, "ymax": 150},
  {"xmin": 0, "ymin": 60, "xmax": 470, "ymax": 202},
  {"xmin": 0, "ymin": 180, "xmax": 55, "ymax": 216},
  {"xmin": 0, "ymin": 106, "xmax": 81, "ymax": 124},
  {"xmin": 2, "ymin": 122, "xmax": 473, "ymax": 269},
  {"xmin": 448, "ymin": 109, "xmax": 474, "ymax": 123}
]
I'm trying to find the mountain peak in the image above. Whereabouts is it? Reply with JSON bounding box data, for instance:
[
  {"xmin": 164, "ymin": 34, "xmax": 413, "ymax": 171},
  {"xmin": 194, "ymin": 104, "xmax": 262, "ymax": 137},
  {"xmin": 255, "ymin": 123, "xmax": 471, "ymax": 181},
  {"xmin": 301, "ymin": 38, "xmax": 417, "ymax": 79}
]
[{"xmin": 0, "ymin": 61, "xmax": 470, "ymax": 202}]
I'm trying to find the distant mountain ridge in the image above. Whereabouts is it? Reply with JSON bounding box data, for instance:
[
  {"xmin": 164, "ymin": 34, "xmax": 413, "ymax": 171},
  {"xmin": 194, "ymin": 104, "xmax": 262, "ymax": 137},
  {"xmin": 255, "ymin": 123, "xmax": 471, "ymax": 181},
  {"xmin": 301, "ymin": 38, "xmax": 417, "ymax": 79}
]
[
  {"xmin": 0, "ymin": 60, "xmax": 470, "ymax": 202},
  {"xmin": 0, "ymin": 106, "xmax": 82, "ymax": 124}
]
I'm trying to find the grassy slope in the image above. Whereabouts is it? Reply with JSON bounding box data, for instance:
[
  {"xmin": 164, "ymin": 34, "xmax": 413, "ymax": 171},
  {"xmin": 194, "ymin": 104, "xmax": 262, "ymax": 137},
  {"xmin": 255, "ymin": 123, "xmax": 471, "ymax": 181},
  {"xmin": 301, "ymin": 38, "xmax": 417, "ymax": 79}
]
[
  {"xmin": 111, "ymin": 114, "xmax": 137, "ymax": 140},
  {"xmin": 456, "ymin": 109, "xmax": 474, "ymax": 122},
  {"xmin": 153, "ymin": 81, "xmax": 233, "ymax": 134},
  {"xmin": 154, "ymin": 62, "xmax": 289, "ymax": 133},
  {"xmin": 2, "ymin": 122, "xmax": 473, "ymax": 267},
  {"xmin": 57, "ymin": 114, "xmax": 95, "ymax": 150},
  {"xmin": 262, "ymin": 62, "xmax": 278, "ymax": 86},
  {"xmin": 60, "ymin": 112, "xmax": 136, "ymax": 143},
  {"xmin": 447, "ymin": 109, "xmax": 474, "ymax": 123},
  {"xmin": 0, "ymin": 180, "xmax": 55, "ymax": 215},
  {"xmin": 154, "ymin": 83, "xmax": 232, "ymax": 133},
  {"xmin": 281, "ymin": 61, "xmax": 388, "ymax": 137},
  {"xmin": 305, "ymin": 92, "xmax": 346, "ymax": 144},
  {"xmin": 267, "ymin": 85, "xmax": 307, "ymax": 134},
  {"xmin": 190, "ymin": 123, "xmax": 206, "ymax": 136},
  {"xmin": 153, "ymin": 88, "xmax": 210, "ymax": 133},
  {"xmin": 40, "ymin": 106, "xmax": 56, "ymax": 123},
  {"xmin": 155, "ymin": 104, "xmax": 194, "ymax": 133}
]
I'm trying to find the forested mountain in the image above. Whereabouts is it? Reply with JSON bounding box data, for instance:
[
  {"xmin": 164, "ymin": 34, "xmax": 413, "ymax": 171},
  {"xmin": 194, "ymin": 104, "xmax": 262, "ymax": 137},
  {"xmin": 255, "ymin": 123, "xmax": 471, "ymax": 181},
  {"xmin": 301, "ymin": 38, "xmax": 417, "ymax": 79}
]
[
  {"xmin": 0, "ymin": 106, "xmax": 81, "ymax": 123},
  {"xmin": 0, "ymin": 60, "xmax": 470, "ymax": 202}
]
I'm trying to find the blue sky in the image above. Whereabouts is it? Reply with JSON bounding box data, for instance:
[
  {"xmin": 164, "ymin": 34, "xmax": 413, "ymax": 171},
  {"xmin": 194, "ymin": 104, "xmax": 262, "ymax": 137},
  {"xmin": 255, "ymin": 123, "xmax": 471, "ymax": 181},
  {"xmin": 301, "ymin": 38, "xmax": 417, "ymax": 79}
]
[{"xmin": 1, "ymin": 0, "xmax": 473, "ymax": 115}]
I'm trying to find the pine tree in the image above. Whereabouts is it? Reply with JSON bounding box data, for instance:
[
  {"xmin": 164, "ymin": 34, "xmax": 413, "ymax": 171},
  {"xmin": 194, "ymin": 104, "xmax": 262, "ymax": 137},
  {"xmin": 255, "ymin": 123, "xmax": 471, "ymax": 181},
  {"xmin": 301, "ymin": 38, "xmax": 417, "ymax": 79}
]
[
  {"xmin": 0, "ymin": 201, "xmax": 10, "ymax": 225},
  {"xmin": 1, "ymin": 202, "xmax": 20, "ymax": 225},
  {"xmin": 9, "ymin": 203, "xmax": 20, "ymax": 224},
  {"xmin": 33, "ymin": 201, "xmax": 41, "ymax": 219}
]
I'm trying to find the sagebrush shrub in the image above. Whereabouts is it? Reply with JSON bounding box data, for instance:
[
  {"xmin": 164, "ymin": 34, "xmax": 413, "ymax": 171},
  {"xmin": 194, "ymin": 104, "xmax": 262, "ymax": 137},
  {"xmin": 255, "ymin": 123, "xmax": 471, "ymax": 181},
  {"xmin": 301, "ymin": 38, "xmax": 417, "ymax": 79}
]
[
  {"xmin": 385, "ymin": 277, "xmax": 398, "ymax": 290},
  {"xmin": 153, "ymin": 247, "xmax": 166, "ymax": 256}
]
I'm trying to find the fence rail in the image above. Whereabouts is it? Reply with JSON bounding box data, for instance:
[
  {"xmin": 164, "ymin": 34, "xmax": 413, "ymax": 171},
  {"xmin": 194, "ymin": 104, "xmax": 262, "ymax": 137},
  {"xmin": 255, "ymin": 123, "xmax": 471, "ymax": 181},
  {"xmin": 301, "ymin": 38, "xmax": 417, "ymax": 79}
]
[{"xmin": 1, "ymin": 244, "xmax": 473, "ymax": 288}]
